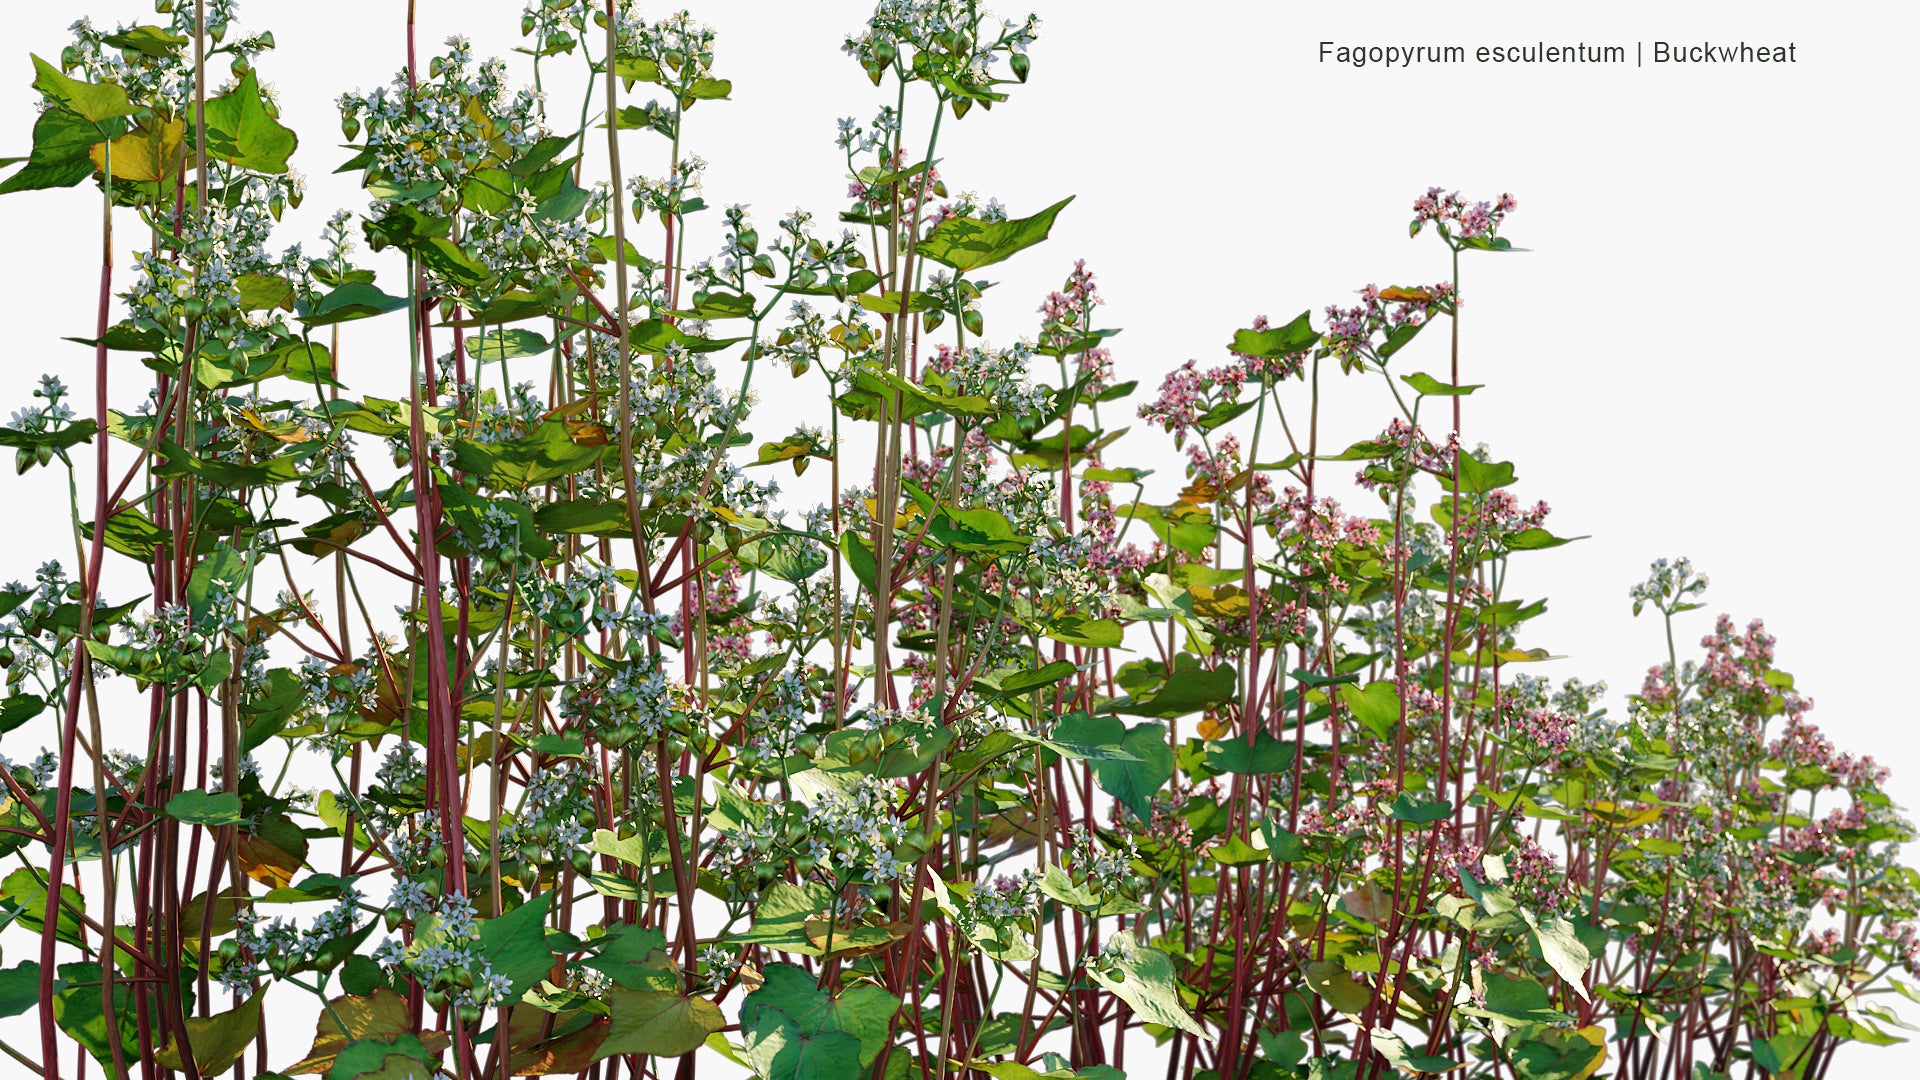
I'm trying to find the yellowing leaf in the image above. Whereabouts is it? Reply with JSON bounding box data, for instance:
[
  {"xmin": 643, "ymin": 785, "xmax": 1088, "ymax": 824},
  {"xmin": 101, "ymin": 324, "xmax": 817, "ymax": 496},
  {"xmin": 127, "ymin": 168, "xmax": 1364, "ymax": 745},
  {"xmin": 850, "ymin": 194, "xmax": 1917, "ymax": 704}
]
[
  {"xmin": 88, "ymin": 116, "xmax": 185, "ymax": 183},
  {"xmin": 283, "ymin": 988, "xmax": 452, "ymax": 1074},
  {"xmin": 155, "ymin": 989, "xmax": 263, "ymax": 1075}
]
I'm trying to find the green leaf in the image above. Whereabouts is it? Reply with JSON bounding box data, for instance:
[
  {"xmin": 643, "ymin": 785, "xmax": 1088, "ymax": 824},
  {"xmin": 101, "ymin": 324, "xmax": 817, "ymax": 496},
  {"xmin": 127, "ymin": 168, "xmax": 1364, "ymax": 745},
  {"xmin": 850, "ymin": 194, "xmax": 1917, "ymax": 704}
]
[
  {"xmin": 237, "ymin": 273, "xmax": 295, "ymax": 312},
  {"xmin": 1205, "ymin": 730, "xmax": 1296, "ymax": 775},
  {"xmin": 469, "ymin": 329, "xmax": 550, "ymax": 361},
  {"xmin": 165, "ymin": 789, "xmax": 244, "ymax": 826},
  {"xmin": 1303, "ymin": 960, "xmax": 1370, "ymax": 1019},
  {"xmin": 1455, "ymin": 454, "xmax": 1517, "ymax": 495},
  {"xmin": 476, "ymin": 892, "xmax": 555, "ymax": 1004},
  {"xmin": 1338, "ymin": 681, "xmax": 1401, "ymax": 740},
  {"xmin": 630, "ymin": 318, "xmax": 746, "ymax": 355},
  {"xmin": 4, "ymin": 869, "xmax": 86, "ymax": 946},
  {"xmin": 1387, "ymin": 794, "xmax": 1452, "ymax": 824},
  {"xmin": 254, "ymin": 339, "xmax": 340, "ymax": 387},
  {"xmin": 1401, "ymin": 371, "xmax": 1481, "ymax": 396},
  {"xmin": 0, "ymin": 107, "xmax": 106, "ymax": 193},
  {"xmin": 448, "ymin": 421, "xmax": 604, "ymax": 487},
  {"xmin": 1521, "ymin": 909, "xmax": 1593, "ymax": 1001},
  {"xmin": 917, "ymin": 196, "xmax": 1073, "ymax": 273},
  {"xmin": 201, "ymin": 71, "xmax": 297, "ymax": 173},
  {"xmin": 154, "ymin": 439, "xmax": 302, "ymax": 488},
  {"xmin": 1460, "ymin": 973, "xmax": 1568, "ymax": 1028},
  {"xmin": 1209, "ymin": 834, "xmax": 1268, "ymax": 867},
  {"xmin": 684, "ymin": 77, "xmax": 732, "ymax": 102},
  {"xmin": 839, "ymin": 532, "xmax": 877, "ymax": 594},
  {"xmin": 734, "ymin": 881, "xmax": 836, "ymax": 956},
  {"xmin": 1040, "ymin": 614, "xmax": 1123, "ymax": 649},
  {"xmin": 596, "ymin": 988, "xmax": 724, "ymax": 1060},
  {"xmin": 1751, "ymin": 1033, "xmax": 1809, "ymax": 1079},
  {"xmin": 0, "ymin": 693, "xmax": 46, "ymax": 734},
  {"xmin": 1457, "ymin": 235, "xmax": 1525, "ymax": 253},
  {"xmin": 101, "ymin": 26, "xmax": 189, "ymax": 58},
  {"xmin": 187, "ymin": 541, "xmax": 250, "ymax": 623},
  {"xmin": 90, "ymin": 114, "xmax": 186, "ymax": 183},
  {"xmin": 1506, "ymin": 527, "xmax": 1579, "ymax": 551},
  {"xmin": 340, "ymin": 955, "xmax": 388, "ymax": 997},
  {"xmin": 300, "ymin": 283, "xmax": 410, "ymax": 326},
  {"xmin": 582, "ymin": 926, "xmax": 673, "ymax": 990},
  {"xmin": 742, "ymin": 1014, "xmax": 863, "ymax": 1080},
  {"xmin": 1371, "ymin": 1026, "xmax": 1462, "ymax": 1075},
  {"xmin": 1229, "ymin": 311, "xmax": 1319, "ymax": 359},
  {"xmin": 1118, "ymin": 656, "xmax": 1237, "ymax": 719},
  {"xmin": 1507, "ymin": 1027, "xmax": 1605, "ymax": 1080},
  {"xmin": 0, "ymin": 962, "xmax": 40, "ymax": 1018},
  {"xmin": 1086, "ymin": 944, "xmax": 1208, "ymax": 1038},
  {"xmin": 587, "ymin": 828, "xmax": 648, "ymax": 867},
  {"xmin": 30, "ymin": 55, "xmax": 138, "ymax": 124},
  {"xmin": 749, "ymin": 535, "xmax": 830, "ymax": 583},
  {"xmin": 928, "ymin": 506, "xmax": 1032, "ymax": 555},
  {"xmin": 1259, "ymin": 822, "xmax": 1309, "ymax": 863},
  {"xmin": 1091, "ymin": 722, "xmax": 1175, "ymax": 822},
  {"xmin": 739, "ymin": 965, "xmax": 900, "ymax": 1068},
  {"xmin": 51, "ymin": 962, "xmax": 139, "ymax": 1071},
  {"xmin": 418, "ymin": 237, "xmax": 488, "ymax": 288},
  {"xmin": 1258, "ymin": 1028, "xmax": 1310, "ymax": 1068},
  {"xmin": 992, "ymin": 660, "xmax": 1078, "ymax": 699},
  {"xmin": 534, "ymin": 499, "xmax": 632, "ymax": 538},
  {"xmin": 327, "ymin": 1035, "xmax": 433, "ymax": 1079}
]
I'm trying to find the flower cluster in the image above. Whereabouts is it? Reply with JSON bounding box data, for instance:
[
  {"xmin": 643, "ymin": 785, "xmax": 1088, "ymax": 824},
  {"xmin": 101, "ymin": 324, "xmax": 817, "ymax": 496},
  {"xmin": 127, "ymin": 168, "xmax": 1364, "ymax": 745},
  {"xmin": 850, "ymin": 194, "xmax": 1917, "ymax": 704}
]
[
  {"xmin": 373, "ymin": 891, "xmax": 516, "ymax": 1012},
  {"xmin": 338, "ymin": 37, "xmax": 549, "ymax": 204},
  {"xmin": 1411, "ymin": 188, "xmax": 1517, "ymax": 240}
]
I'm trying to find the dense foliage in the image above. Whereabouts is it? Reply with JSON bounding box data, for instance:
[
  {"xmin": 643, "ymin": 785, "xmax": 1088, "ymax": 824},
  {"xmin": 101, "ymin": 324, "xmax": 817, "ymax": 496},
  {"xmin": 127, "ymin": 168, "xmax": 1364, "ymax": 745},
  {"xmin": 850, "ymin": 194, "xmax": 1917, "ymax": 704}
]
[{"xmin": 1, "ymin": 2, "xmax": 1916, "ymax": 1079}]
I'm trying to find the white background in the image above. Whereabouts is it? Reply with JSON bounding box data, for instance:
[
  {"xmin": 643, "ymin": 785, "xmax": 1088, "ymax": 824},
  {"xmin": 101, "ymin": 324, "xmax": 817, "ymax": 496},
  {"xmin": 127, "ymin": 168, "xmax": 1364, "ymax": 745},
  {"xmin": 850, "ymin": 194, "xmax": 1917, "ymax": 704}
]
[{"xmin": 0, "ymin": 0, "xmax": 1914, "ymax": 1072}]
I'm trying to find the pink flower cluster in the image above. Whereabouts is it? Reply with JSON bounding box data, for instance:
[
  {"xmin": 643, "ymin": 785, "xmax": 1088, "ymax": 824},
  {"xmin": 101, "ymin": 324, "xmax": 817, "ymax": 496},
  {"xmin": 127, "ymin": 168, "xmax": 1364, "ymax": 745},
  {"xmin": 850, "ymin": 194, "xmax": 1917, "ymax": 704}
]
[
  {"xmin": 1323, "ymin": 283, "xmax": 1453, "ymax": 363},
  {"xmin": 1640, "ymin": 664, "xmax": 1675, "ymax": 704},
  {"xmin": 1886, "ymin": 922, "xmax": 1920, "ymax": 974},
  {"xmin": 1697, "ymin": 615, "xmax": 1790, "ymax": 700},
  {"xmin": 1768, "ymin": 714, "xmax": 1889, "ymax": 791},
  {"xmin": 1076, "ymin": 462, "xmax": 1155, "ymax": 576},
  {"xmin": 1508, "ymin": 705, "xmax": 1576, "ymax": 754},
  {"xmin": 1412, "ymin": 187, "xmax": 1517, "ymax": 240},
  {"xmin": 1276, "ymin": 487, "xmax": 1380, "ymax": 580},
  {"xmin": 1298, "ymin": 797, "xmax": 1385, "ymax": 856},
  {"xmin": 1506, "ymin": 835, "xmax": 1572, "ymax": 913},
  {"xmin": 670, "ymin": 562, "xmax": 756, "ymax": 665},
  {"xmin": 1354, "ymin": 419, "xmax": 1458, "ymax": 492},
  {"xmin": 1185, "ymin": 434, "xmax": 1271, "ymax": 509},
  {"xmin": 1454, "ymin": 489, "xmax": 1552, "ymax": 548},
  {"xmin": 1780, "ymin": 800, "xmax": 1872, "ymax": 864},
  {"xmin": 1039, "ymin": 259, "xmax": 1101, "ymax": 339},
  {"xmin": 1137, "ymin": 359, "xmax": 1209, "ymax": 448}
]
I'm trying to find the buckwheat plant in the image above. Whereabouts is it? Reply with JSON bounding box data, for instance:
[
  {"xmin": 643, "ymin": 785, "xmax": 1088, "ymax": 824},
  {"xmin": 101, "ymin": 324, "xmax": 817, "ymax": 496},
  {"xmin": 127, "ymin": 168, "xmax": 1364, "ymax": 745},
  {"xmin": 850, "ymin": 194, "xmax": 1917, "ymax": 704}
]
[{"xmin": 0, "ymin": 2, "xmax": 1911, "ymax": 1080}]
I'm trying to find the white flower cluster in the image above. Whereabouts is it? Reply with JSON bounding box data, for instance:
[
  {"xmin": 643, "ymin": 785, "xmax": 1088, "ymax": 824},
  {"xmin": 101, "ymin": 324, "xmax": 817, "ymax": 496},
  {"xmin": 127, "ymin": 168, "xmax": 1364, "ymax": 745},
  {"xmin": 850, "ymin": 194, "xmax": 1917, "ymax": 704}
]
[
  {"xmin": 842, "ymin": 2, "xmax": 1041, "ymax": 83},
  {"xmin": 521, "ymin": 0, "xmax": 642, "ymax": 57},
  {"xmin": 372, "ymin": 890, "xmax": 515, "ymax": 1008},
  {"xmin": 338, "ymin": 37, "xmax": 549, "ymax": 197},
  {"xmin": 500, "ymin": 762, "xmax": 598, "ymax": 867},
  {"xmin": 801, "ymin": 774, "xmax": 914, "ymax": 885},
  {"xmin": 5, "ymin": 375, "xmax": 75, "ymax": 434},
  {"xmin": 1629, "ymin": 556, "xmax": 1709, "ymax": 617},
  {"xmin": 221, "ymin": 883, "xmax": 364, "ymax": 991},
  {"xmin": 467, "ymin": 185, "xmax": 610, "ymax": 297}
]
